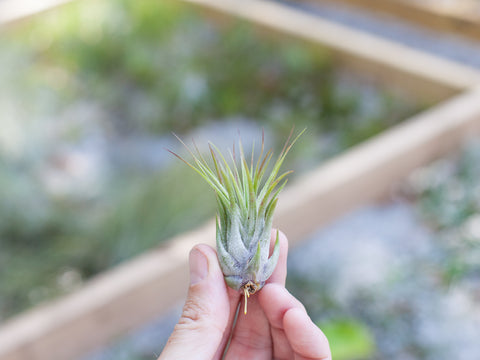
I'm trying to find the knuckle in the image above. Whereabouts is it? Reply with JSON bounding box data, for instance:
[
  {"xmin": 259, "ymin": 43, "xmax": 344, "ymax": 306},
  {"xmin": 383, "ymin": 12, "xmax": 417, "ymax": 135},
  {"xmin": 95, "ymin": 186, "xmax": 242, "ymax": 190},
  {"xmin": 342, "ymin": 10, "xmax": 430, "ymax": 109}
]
[
  {"xmin": 173, "ymin": 296, "xmax": 226, "ymax": 339},
  {"xmin": 178, "ymin": 297, "xmax": 210, "ymax": 327}
]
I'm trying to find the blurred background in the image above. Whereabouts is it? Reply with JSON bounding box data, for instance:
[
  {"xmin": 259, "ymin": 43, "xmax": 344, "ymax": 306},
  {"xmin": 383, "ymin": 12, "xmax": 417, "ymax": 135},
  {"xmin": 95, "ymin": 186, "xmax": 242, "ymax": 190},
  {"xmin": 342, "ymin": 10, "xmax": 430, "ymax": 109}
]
[{"xmin": 1, "ymin": 0, "xmax": 480, "ymax": 360}]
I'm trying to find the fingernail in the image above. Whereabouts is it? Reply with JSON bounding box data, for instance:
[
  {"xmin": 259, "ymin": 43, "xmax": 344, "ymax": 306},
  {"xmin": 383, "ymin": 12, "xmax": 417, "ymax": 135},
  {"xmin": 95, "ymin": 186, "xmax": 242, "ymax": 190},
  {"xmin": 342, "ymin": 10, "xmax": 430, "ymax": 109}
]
[{"xmin": 189, "ymin": 249, "xmax": 208, "ymax": 285}]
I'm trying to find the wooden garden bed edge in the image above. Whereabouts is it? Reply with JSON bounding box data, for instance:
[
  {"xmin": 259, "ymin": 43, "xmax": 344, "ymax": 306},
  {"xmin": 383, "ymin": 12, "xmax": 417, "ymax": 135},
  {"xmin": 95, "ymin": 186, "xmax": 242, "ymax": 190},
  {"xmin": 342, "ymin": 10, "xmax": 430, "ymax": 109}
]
[
  {"xmin": 299, "ymin": 0, "xmax": 480, "ymax": 42},
  {"xmin": 186, "ymin": 0, "xmax": 480, "ymax": 102}
]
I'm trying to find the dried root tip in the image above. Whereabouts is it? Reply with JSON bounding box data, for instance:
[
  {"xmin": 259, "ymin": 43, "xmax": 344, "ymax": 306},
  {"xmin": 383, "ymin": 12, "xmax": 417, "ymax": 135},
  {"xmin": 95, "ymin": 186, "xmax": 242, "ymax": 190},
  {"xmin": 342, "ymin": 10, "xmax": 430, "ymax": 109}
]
[
  {"xmin": 242, "ymin": 281, "xmax": 259, "ymax": 315},
  {"xmin": 243, "ymin": 287, "xmax": 249, "ymax": 315}
]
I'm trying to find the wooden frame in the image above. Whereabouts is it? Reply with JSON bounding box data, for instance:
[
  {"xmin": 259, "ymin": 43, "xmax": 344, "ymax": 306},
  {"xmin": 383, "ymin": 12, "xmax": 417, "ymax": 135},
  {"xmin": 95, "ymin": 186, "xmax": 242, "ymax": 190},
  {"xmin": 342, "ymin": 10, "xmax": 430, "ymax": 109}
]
[
  {"xmin": 1, "ymin": 1, "xmax": 480, "ymax": 360},
  {"xmin": 301, "ymin": 0, "xmax": 480, "ymax": 41},
  {"xmin": 187, "ymin": 0, "xmax": 480, "ymax": 103}
]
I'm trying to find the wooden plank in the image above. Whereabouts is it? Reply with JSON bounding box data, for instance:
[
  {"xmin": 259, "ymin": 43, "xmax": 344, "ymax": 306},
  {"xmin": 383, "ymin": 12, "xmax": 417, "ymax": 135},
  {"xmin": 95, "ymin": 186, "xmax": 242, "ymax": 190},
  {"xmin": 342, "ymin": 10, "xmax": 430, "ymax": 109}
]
[
  {"xmin": 276, "ymin": 86, "xmax": 480, "ymax": 242},
  {"xmin": 0, "ymin": 224, "xmax": 214, "ymax": 360},
  {"xmin": 186, "ymin": 0, "xmax": 480, "ymax": 103},
  {"xmin": 301, "ymin": 0, "xmax": 480, "ymax": 41},
  {"xmin": 2, "ymin": 84, "xmax": 480, "ymax": 360}
]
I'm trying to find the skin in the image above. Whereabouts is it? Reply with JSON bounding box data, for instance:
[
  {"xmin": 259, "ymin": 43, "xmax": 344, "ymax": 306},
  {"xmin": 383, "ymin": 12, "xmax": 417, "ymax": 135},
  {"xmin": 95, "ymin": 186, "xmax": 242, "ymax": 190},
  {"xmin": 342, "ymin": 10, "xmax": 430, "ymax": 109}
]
[{"xmin": 159, "ymin": 230, "xmax": 331, "ymax": 360}]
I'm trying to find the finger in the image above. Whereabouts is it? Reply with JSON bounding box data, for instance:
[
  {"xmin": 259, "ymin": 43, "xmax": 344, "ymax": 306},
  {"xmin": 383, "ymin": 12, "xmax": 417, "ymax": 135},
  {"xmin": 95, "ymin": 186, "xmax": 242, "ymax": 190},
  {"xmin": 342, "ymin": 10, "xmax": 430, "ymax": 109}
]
[
  {"xmin": 284, "ymin": 308, "xmax": 331, "ymax": 360},
  {"xmin": 266, "ymin": 229, "xmax": 288, "ymax": 286},
  {"xmin": 270, "ymin": 327, "xmax": 294, "ymax": 360},
  {"xmin": 212, "ymin": 287, "xmax": 241, "ymax": 360},
  {"xmin": 258, "ymin": 283, "xmax": 305, "ymax": 358},
  {"xmin": 258, "ymin": 283, "xmax": 305, "ymax": 329},
  {"xmin": 159, "ymin": 245, "xmax": 229, "ymax": 360},
  {"xmin": 224, "ymin": 230, "xmax": 287, "ymax": 359}
]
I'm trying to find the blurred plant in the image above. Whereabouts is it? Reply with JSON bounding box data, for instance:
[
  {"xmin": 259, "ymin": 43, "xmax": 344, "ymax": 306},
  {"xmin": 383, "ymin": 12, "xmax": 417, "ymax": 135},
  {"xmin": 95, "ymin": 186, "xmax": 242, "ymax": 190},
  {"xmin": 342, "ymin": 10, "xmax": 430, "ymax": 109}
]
[
  {"xmin": 0, "ymin": 161, "xmax": 215, "ymax": 319},
  {"xmin": 318, "ymin": 318, "xmax": 376, "ymax": 360},
  {"xmin": 405, "ymin": 139, "xmax": 480, "ymax": 285},
  {"xmin": 5, "ymin": 0, "xmax": 419, "ymax": 138}
]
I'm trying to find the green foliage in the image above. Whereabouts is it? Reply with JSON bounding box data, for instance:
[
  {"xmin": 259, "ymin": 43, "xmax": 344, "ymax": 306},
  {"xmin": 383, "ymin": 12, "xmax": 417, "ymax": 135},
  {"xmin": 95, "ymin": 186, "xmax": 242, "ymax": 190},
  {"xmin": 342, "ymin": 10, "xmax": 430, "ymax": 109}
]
[
  {"xmin": 318, "ymin": 318, "xmax": 376, "ymax": 360},
  {"xmin": 0, "ymin": 162, "xmax": 215, "ymax": 319},
  {"xmin": 4, "ymin": 0, "xmax": 419, "ymax": 138},
  {"xmin": 407, "ymin": 140, "xmax": 480, "ymax": 286}
]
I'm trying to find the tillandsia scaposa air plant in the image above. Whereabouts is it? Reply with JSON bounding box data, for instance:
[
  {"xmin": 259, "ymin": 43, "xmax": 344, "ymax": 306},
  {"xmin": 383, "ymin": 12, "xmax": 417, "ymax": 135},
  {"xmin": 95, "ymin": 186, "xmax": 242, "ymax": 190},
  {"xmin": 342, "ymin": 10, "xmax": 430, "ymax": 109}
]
[{"xmin": 170, "ymin": 129, "xmax": 303, "ymax": 314}]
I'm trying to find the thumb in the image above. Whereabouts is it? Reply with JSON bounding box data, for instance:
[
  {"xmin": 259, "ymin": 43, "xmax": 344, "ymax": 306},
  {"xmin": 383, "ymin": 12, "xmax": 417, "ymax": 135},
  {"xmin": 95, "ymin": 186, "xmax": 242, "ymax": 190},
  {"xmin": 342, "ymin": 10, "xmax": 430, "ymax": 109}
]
[{"xmin": 159, "ymin": 245, "xmax": 229, "ymax": 360}]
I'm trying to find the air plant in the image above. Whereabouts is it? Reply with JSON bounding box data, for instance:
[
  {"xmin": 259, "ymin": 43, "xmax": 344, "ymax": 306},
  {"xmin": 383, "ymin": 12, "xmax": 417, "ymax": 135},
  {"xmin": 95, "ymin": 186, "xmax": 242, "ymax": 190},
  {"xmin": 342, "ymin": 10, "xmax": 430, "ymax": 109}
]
[{"xmin": 170, "ymin": 129, "xmax": 303, "ymax": 314}]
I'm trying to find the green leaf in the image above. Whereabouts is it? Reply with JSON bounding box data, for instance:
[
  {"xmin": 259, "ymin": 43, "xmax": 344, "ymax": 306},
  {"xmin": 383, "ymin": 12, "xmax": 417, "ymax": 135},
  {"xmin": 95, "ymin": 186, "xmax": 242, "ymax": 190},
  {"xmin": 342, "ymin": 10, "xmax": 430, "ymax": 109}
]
[{"xmin": 317, "ymin": 318, "xmax": 376, "ymax": 360}]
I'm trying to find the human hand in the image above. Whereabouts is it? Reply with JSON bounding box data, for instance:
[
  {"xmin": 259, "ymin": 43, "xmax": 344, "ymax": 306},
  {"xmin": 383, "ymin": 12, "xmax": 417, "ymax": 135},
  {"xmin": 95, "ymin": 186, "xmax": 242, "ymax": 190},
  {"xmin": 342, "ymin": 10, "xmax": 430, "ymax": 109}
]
[{"xmin": 158, "ymin": 230, "xmax": 331, "ymax": 360}]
